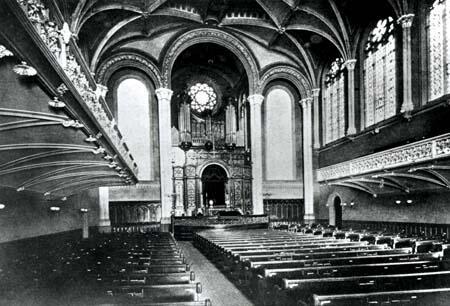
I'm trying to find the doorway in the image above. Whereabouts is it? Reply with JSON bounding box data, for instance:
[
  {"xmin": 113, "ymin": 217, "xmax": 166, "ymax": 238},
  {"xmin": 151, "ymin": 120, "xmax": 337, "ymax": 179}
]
[
  {"xmin": 333, "ymin": 196, "xmax": 343, "ymax": 229},
  {"xmin": 201, "ymin": 164, "xmax": 228, "ymax": 208}
]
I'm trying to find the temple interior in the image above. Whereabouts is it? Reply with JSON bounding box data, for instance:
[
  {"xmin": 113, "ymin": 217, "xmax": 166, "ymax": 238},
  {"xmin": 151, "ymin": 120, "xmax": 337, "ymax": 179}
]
[{"xmin": 1, "ymin": 0, "xmax": 450, "ymax": 305}]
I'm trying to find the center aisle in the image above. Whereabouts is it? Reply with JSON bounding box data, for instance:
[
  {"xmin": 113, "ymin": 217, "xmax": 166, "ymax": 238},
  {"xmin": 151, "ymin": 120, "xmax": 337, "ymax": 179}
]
[{"xmin": 178, "ymin": 241, "xmax": 255, "ymax": 306}]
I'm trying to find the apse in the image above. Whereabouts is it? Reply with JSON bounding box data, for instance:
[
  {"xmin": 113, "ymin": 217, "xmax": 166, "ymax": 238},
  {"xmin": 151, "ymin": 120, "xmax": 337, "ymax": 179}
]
[{"xmin": 171, "ymin": 43, "xmax": 248, "ymax": 129}]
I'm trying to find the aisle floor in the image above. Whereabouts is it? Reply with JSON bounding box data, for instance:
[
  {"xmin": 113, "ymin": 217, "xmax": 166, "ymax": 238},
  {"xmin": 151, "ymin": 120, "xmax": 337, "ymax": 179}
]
[{"xmin": 178, "ymin": 241, "xmax": 255, "ymax": 306}]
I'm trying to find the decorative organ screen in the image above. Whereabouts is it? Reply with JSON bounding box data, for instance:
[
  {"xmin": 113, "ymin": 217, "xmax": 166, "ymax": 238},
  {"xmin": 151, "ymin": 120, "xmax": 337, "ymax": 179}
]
[
  {"xmin": 324, "ymin": 58, "xmax": 346, "ymax": 144},
  {"xmin": 429, "ymin": 0, "xmax": 450, "ymax": 101},
  {"xmin": 363, "ymin": 17, "xmax": 397, "ymax": 127}
]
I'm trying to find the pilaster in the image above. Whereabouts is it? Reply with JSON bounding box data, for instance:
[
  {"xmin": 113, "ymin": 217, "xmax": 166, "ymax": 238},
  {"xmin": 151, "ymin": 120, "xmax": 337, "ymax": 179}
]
[
  {"xmin": 156, "ymin": 88, "xmax": 174, "ymax": 228},
  {"xmin": 398, "ymin": 14, "xmax": 415, "ymax": 114},
  {"xmin": 248, "ymin": 94, "xmax": 264, "ymax": 215},
  {"xmin": 300, "ymin": 96, "xmax": 315, "ymax": 224},
  {"xmin": 344, "ymin": 59, "xmax": 357, "ymax": 135}
]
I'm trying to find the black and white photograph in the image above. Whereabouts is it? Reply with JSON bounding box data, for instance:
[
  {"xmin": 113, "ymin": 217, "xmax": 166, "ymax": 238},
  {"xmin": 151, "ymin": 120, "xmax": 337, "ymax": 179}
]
[{"xmin": 0, "ymin": 0, "xmax": 449, "ymax": 305}]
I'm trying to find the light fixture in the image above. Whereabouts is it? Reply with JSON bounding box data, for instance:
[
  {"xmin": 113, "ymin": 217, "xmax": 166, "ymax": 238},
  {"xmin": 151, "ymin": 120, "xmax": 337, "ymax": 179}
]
[
  {"xmin": 50, "ymin": 206, "xmax": 60, "ymax": 212},
  {"xmin": 0, "ymin": 204, "xmax": 5, "ymax": 210},
  {"xmin": 108, "ymin": 162, "xmax": 117, "ymax": 168},
  {"xmin": 72, "ymin": 120, "xmax": 84, "ymax": 128},
  {"xmin": 350, "ymin": 202, "xmax": 355, "ymax": 206},
  {"xmin": 17, "ymin": 186, "xmax": 24, "ymax": 192},
  {"xmin": 92, "ymin": 147, "xmax": 106, "ymax": 155},
  {"xmin": 395, "ymin": 200, "xmax": 401, "ymax": 204},
  {"xmin": 13, "ymin": 61, "xmax": 37, "ymax": 76},
  {"xmin": 44, "ymin": 192, "xmax": 51, "ymax": 196},
  {"xmin": 406, "ymin": 199, "xmax": 413, "ymax": 204},
  {"xmin": 80, "ymin": 208, "xmax": 89, "ymax": 213},
  {"xmin": 85, "ymin": 135, "xmax": 97, "ymax": 143},
  {"xmin": 62, "ymin": 120, "xmax": 84, "ymax": 129},
  {"xmin": 61, "ymin": 197, "xmax": 67, "ymax": 201},
  {"xmin": 48, "ymin": 97, "xmax": 66, "ymax": 108},
  {"xmin": 0, "ymin": 45, "xmax": 13, "ymax": 58}
]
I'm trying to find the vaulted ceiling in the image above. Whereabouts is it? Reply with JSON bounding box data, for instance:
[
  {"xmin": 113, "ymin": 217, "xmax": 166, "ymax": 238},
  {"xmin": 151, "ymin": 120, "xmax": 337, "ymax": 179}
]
[{"xmin": 58, "ymin": 0, "xmax": 412, "ymax": 87}]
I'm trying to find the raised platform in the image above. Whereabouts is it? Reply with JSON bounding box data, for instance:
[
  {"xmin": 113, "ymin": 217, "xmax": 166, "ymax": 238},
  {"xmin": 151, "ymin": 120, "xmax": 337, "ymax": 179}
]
[{"xmin": 172, "ymin": 215, "xmax": 269, "ymax": 240}]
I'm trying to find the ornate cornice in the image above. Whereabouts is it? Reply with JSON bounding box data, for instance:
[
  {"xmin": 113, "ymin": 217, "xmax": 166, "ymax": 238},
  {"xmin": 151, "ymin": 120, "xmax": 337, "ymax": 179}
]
[
  {"xmin": 161, "ymin": 28, "xmax": 259, "ymax": 94},
  {"xmin": 96, "ymin": 52, "xmax": 162, "ymax": 88},
  {"xmin": 317, "ymin": 133, "xmax": 450, "ymax": 182},
  {"xmin": 259, "ymin": 65, "xmax": 310, "ymax": 97}
]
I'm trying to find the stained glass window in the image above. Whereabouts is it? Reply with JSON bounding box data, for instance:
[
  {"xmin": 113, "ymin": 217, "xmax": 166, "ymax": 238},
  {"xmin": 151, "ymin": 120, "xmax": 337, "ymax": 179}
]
[
  {"xmin": 324, "ymin": 58, "xmax": 345, "ymax": 144},
  {"xmin": 363, "ymin": 17, "xmax": 396, "ymax": 127},
  {"xmin": 188, "ymin": 83, "xmax": 217, "ymax": 113},
  {"xmin": 429, "ymin": 0, "xmax": 450, "ymax": 101}
]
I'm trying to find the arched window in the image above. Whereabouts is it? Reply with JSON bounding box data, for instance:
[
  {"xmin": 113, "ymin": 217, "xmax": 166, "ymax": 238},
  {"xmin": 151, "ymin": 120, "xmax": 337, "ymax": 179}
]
[
  {"xmin": 265, "ymin": 86, "xmax": 295, "ymax": 180},
  {"xmin": 363, "ymin": 17, "xmax": 397, "ymax": 127},
  {"xmin": 429, "ymin": 0, "xmax": 450, "ymax": 100},
  {"xmin": 117, "ymin": 78, "xmax": 151, "ymax": 181},
  {"xmin": 323, "ymin": 58, "xmax": 345, "ymax": 144}
]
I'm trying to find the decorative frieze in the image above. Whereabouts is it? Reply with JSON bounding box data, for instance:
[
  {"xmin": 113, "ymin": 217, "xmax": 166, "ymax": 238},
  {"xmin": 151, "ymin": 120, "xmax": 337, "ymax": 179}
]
[{"xmin": 317, "ymin": 133, "xmax": 450, "ymax": 181}]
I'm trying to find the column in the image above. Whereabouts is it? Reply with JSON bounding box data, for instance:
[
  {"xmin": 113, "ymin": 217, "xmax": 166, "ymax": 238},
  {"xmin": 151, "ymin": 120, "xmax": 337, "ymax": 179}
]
[
  {"xmin": 301, "ymin": 96, "xmax": 315, "ymax": 223},
  {"xmin": 98, "ymin": 186, "xmax": 111, "ymax": 233},
  {"xmin": 156, "ymin": 88, "xmax": 174, "ymax": 230},
  {"xmin": 344, "ymin": 59, "xmax": 357, "ymax": 135},
  {"xmin": 398, "ymin": 14, "xmax": 415, "ymax": 114},
  {"xmin": 248, "ymin": 94, "xmax": 264, "ymax": 215},
  {"xmin": 312, "ymin": 88, "xmax": 321, "ymax": 149}
]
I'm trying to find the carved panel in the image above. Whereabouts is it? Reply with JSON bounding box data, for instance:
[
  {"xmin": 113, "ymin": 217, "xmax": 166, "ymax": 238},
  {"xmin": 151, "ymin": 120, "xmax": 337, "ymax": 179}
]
[
  {"xmin": 234, "ymin": 180, "xmax": 243, "ymax": 207},
  {"xmin": 318, "ymin": 133, "xmax": 450, "ymax": 181},
  {"xmin": 186, "ymin": 179, "xmax": 196, "ymax": 208}
]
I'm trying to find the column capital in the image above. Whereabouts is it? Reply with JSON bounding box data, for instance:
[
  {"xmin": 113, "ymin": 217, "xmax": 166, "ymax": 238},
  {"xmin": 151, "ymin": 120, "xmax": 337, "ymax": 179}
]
[
  {"xmin": 155, "ymin": 88, "xmax": 173, "ymax": 102},
  {"xmin": 397, "ymin": 14, "xmax": 414, "ymax": 28},
  {"xmin": 311, "ymin": 88, "xmax": 320, "ymax": 97},
  {"xmin": 344, "ymin": 59, "xmax": 357, "ymax": 71},
  {"xmin": 248, "ymin": 94, "xmax": 264, "ymax": 106},
  {"xmin": 300, "ymin": 97, "xmax": 313, "ymax": 109}
]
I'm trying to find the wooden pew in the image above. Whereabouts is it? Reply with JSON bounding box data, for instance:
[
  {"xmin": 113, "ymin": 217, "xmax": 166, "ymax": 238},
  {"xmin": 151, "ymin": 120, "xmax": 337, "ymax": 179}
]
[
  {"xmin": 94, "ymin": 300, "xmax": 212, "ymax": 306},
  {"xmin": 105, "ymin": 271, "xmax": 196, "ymax": 285},
  {"xmin": 313, "ymin": 287, "xmax": 450, "ymax": 306},
  {"xmin": 263, "ymin": 260, "xmax": 441, "ymax": 280},
  {"xmin": 248, "ymin": 253, "xmax": 423, "ymax": 270},
  {"xmin": 231, "ymin": 244, "xmax": 381, "ymax": 257},
  {"xmin": 104, "ymin": 282, "xmax": 202, "ymax": 303},
  {"xmin": 281, "ymin": 271, "xmax": 450, "ymax": 305},
  {"xmin": 237, "ymin": 247, "xmax": 410, "ymax": 262}
]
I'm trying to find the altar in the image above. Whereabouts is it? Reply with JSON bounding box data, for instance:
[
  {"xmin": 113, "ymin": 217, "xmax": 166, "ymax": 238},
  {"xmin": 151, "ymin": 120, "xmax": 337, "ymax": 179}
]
[{"xmin": 172, "ymin": 214, "xmax": 269, "ymax": 240}]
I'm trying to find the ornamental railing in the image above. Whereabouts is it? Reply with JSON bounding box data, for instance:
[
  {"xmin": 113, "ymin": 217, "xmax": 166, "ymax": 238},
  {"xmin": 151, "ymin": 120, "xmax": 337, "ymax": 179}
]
[
  {"xmin": 317, "ymin": 133, "xmax": 450, "ymax": 181},
  {"xmin": 16, "ymin": 0, "xmax": 138, "ymax": 177}
]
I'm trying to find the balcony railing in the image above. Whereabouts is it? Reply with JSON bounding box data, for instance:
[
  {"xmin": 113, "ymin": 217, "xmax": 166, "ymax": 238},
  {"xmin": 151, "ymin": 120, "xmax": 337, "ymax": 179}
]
[
  {"xmin": 317, "ymin": 133, "xmax": 450, "ymax": 182},
  {"xmin": 16, "ymin": 0, "xmax": 138, "ymax": 177}
]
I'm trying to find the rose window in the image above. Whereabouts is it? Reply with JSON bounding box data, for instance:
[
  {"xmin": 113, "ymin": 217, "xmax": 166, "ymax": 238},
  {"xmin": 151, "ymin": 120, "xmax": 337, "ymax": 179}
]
[{"xmin": 188, "ymin": 83, "xmax": 217, "ymax": 113}]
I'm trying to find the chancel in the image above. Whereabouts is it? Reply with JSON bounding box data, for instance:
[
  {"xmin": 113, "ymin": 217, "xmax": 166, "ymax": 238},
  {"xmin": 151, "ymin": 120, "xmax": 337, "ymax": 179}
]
[{"xmin": 1, "ymin": 0, "xmax": 450, "ymax": 305}]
